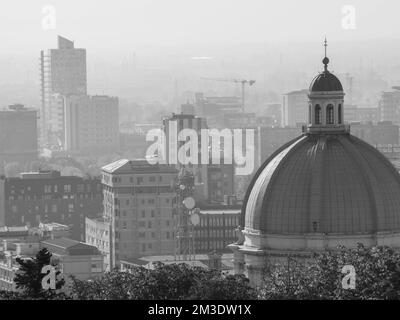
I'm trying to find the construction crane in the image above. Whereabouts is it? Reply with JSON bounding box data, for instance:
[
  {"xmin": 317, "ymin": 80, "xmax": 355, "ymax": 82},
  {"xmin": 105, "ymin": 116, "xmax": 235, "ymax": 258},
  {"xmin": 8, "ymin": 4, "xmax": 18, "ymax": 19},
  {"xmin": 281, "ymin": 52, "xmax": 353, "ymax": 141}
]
[{"xmin": 201, "ymin": 77, "xmax": 256, "ymax": 112}]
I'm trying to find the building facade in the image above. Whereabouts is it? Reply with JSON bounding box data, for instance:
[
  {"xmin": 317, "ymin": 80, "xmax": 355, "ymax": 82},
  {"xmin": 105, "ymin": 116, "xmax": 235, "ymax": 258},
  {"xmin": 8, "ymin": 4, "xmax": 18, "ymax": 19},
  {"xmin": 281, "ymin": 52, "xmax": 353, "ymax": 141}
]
[
  {"xmin": 282, "ymin": 89, "xmax": 309, "ymax": 127},
  {"xmin": 85, "ymin": 216, "xmax": 111, "ymax": 271},
  {"xmin": 40, "ymin": 35, "xmax": 87, "ymax": 145},
  {"xmin": 162, "ymin": 113, "xmax": 209, "ymax": 197},
  {"xmin": 194, "ymin": 207, "xmax": 240, "ymax": 254},
  {"xmin": 101, "ymin": 159, "xmax": 178, "ymax": 268},
  {"xmin": 40, "ymin": 237, "xmax": 103, "ymax": 284},
  {"xmin": 64, "ymin": 95, "xmax": 120, "ymax": 153},
  {"xmin": 379, "ymin": 89, "xmax": 400, "ymax": 124},
  {"xmin": 0, "ymin": 171, "xmax": 103, "ymax": 241},
  {"xmin": 0, "ymin": 104, "xmax": 38, "ymax": 164}
]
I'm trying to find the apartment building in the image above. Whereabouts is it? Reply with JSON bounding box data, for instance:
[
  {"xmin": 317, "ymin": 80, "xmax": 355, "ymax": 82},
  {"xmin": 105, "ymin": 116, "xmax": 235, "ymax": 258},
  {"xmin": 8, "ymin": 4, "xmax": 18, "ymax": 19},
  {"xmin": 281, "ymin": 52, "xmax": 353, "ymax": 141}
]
[
  {"xmin": 101, "ymin": 159, "xmax": 178, "ymax": 268},
  {"xmin": 0, "ymin": 170, "xmax": 103, "ymax": 241}
]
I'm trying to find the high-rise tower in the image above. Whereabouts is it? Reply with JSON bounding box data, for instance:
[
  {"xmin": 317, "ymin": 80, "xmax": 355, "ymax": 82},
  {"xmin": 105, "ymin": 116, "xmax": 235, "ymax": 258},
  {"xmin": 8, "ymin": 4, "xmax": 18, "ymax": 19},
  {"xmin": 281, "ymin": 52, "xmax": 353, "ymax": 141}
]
[{"xmin": 40, "ymin": 35, "xmax": 87, "ymax": 146}]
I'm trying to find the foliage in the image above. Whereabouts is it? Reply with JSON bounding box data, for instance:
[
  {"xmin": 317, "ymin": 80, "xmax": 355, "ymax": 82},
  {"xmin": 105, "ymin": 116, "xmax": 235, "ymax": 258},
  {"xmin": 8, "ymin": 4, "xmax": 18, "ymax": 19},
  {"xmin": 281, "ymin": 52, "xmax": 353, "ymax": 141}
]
[
  {"xmin": 259, "ymin": 244, "xmax": 400, "ymax": 300},
  {"xmin": 69, "ymin": 263, "xmax": 256, "ymax": 300},
  {"xmin": 13, "ymin": 248, "xmax": 65, "ymax": 299}
]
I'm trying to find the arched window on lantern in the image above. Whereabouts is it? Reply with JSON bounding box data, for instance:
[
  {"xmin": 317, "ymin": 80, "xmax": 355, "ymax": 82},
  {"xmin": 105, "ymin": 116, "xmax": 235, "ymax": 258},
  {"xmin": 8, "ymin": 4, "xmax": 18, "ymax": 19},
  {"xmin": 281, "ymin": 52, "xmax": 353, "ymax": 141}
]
[
  {"xmin": 338, "ymin": 104, "xmax": 342, "ymax": 124},
  {"xmin": 309, "ymin": 104, "xmax": 312, "ymax": 123},
  {"xmin": 326, "ymin": 104, "xmax": 334, "ymax": 124},
  {"xmin": 315, "ymin": 104, "xmax": 321, "ymax": 124}
]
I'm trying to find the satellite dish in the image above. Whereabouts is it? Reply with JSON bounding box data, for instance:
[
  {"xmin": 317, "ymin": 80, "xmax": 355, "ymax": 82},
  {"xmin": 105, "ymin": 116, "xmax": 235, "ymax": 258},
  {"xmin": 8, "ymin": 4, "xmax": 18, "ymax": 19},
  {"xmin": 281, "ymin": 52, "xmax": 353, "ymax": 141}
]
[
  {"xmin": 183, "ymin": 197, "xmax": 195, "ymax": 210},
  {"xmin": 190, "ymin": 213, "xmax": 200, "ymax": 226}
]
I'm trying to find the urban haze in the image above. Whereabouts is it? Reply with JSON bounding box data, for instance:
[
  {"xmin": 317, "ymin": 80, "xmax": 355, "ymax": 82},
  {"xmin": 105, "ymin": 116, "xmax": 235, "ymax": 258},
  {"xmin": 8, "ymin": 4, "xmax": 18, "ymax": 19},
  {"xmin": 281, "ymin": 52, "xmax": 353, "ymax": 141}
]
[{"xmin": 1, "ymin": 0, "xmax": 400, "ymax": 307}]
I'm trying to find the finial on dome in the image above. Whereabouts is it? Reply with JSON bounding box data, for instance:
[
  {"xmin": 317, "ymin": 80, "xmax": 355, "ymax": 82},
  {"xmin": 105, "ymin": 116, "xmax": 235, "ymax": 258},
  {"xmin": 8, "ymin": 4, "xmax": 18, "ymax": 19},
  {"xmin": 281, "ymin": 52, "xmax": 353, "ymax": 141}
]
[{"xmin": 323, "ymin": 37, "xmax": 329, "ymax": 72}]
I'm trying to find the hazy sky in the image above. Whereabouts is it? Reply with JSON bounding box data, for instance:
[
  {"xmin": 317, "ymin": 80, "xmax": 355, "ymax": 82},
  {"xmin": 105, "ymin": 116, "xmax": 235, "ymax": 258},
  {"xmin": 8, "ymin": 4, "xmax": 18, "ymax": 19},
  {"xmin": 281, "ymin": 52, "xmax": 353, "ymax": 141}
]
[{"xmin": 1, "ymin": 0, "xmax": 399, "ymax": 54}]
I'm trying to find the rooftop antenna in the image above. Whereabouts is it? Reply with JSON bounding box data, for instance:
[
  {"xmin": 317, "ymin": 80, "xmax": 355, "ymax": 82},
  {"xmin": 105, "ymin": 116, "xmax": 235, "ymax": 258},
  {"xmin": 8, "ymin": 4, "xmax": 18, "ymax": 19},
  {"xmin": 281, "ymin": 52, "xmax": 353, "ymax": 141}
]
[{"xmin": 323, "ymin": 37, "xmax": 329, "ymax": 72}]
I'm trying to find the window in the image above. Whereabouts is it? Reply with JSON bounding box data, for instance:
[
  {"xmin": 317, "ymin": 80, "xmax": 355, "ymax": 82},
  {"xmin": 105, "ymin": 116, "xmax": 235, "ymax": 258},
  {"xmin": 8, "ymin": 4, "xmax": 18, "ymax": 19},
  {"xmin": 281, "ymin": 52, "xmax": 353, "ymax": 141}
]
[
  {"xmin": 149, "ymin": 176, "xmax": 156, "ymax": 182},
  {"xmin": 326, "ymin": 104, "xmax": 334, "ymax": 124},
  {"xmin": 64, "ymin": 184, "xmax": 72, "ymax": 193},
  {"xmin": 338, "ymin": 104, "xmax": 342, "ymax": 124},
  {"xmin": 315, "ymin": 105, "xmax": 321, "ymax": 124},
  {"xmin": 44, "ymin": 185, "xmax": 52, "ymax": 194}
]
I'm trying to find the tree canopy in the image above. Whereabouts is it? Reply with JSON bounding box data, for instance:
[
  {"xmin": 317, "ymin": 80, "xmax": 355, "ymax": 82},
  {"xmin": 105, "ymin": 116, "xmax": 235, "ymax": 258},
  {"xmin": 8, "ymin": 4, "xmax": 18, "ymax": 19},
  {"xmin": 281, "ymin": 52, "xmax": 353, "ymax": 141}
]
[
  {"xmin": 70, "ymin": 262, "xmax": 257, "ymax": 300},
  {"xmin": 13, "ymin": 248, "xmax": 65, "ymax": 299},
  {"xmin": 260, "ymin": 244, "xmax": 400, "ymax": 300}
]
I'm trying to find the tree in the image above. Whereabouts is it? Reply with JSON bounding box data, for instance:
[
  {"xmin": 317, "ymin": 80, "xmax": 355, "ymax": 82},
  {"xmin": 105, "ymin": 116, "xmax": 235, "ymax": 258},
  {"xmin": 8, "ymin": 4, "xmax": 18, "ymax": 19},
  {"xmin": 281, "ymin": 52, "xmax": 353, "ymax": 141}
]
[
  {"xmin": 259, "ymin": 244, "xmax": 400, "ymax": 300},
  {"xmin": 70, "ymin": 262, "xmax": 256, "ymax": 300},
  {"xmin": 14, "ymin": 248, "xmax": 65, "ymax": 299}
]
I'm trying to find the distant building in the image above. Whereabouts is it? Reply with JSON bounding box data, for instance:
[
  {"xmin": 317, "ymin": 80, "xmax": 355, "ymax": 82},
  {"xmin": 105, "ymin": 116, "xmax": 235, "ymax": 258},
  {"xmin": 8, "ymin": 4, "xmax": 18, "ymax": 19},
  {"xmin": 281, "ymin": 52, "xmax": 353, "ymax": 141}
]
[
  {"xmin": 0, "ymin": 104, "xmax": 38, "ymax": 164},
  {"xmin": 207, "ymin": 164, "xmax": 235, "ymax": 203},
  {"xmin": 351, "ymin": 121, "xmax": 399, "ymax": 147},
  {"xmin": 265, "ymin": 103, "xmax": 282, "ymax": 126},
  {"xmin": 0, "ymin": 223, "xmax": 70, "ymax": 242},
  {"xmin": 101, "ymin": 159, "xmax": 178, "ymax": 269},
  {"xmin": 162, "ymin": 113, "xmax": 209, "ymax": 197},
  {"xmin": 194, "ymin": 93, "xmax": 242, "ymax": 127},
  {"xmin": 180, "ymin": 103, "xmax": 195, "ymax": 115},
  {"xmin": 216, "ymin": 112, "xmax": 273, "ymax": 129},
  {"xmin": 40, "ymin": 35, "xmax": 87, "ymax": 146},
  {"xmin": 85, "ymin": 216, "xmax": 111, "ymax": 271},
  {"xmin": 0, "ymin": 240, "xmax": 40, "ymax": 292},
  {"xmin": 379, "ymin": 89, "xmax": 400, "ymax": 124},
  {"xmin": 64, "ymin": 95, "xmax": 120, "ymax": 153},
  {"xmin": 356, "ymin": 107, "xmax": 380, "ymax": 123},
  {"xmin": 0, "ymin": 170, "xmax": 103, "ymax": 241},
  {"xmin": 0, "ymin": 223, "xmax": 70, "ymax": 292},
  {"xmin": 40, "ymin": 237, "xmax": 103, "ymax": 284},
  {"xmin": 194, "ymin": 207, "xmax": 240, "ymax": 254},
  {"xmin": 344, "ymin": 104, "xmax": 358, "ymax": 122},
  {"xmin": 344, "ymin": 104, "xmax": 380, "ymax": 123},
  {"xmin": 282, "ymin": 89, "xmax": 309, "ymax": 127}
]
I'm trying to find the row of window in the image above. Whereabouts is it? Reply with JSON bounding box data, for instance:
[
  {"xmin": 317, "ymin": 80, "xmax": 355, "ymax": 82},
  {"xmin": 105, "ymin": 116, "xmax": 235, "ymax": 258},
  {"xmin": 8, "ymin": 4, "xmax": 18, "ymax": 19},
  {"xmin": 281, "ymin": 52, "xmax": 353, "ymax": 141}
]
[{"xmin": 312, "ymin": 104, "xmax": 342, "ymax": 125}]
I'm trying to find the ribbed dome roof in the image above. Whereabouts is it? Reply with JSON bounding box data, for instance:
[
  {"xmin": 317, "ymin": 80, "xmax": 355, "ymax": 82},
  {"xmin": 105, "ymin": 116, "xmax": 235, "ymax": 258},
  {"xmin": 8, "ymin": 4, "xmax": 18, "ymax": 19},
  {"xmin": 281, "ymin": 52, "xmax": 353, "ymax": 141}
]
[
  {"xmin": 309, "ymin": 71, "xmax": 343, "ymax": 92},
  {"xmin": 243, "ymin": 133, "xmax": 400, "ymax": 235}
]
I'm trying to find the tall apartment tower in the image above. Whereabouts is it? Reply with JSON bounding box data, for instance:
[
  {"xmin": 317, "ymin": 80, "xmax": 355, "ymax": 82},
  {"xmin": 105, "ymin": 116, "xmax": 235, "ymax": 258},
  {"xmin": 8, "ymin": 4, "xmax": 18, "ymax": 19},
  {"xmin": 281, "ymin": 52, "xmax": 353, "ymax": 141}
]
[
  {"xmin": 101, "ymin": 159, "xmax": 178, "ymax": 269},
  {"xmin": 40, "ymin": 35, "xmax": 87, "ymax": 146}
]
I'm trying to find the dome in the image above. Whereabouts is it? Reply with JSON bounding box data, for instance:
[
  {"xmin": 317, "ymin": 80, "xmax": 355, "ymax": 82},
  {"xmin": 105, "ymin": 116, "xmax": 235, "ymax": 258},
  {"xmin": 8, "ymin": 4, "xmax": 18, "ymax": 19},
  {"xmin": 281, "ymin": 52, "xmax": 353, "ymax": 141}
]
[
  {"xmin": 309, "ymin": 71, "xmax": 343, "ymax": 92},
  {"xmin": 243, "ymin": 133, "xmax": 400, "ymax": 235}
]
